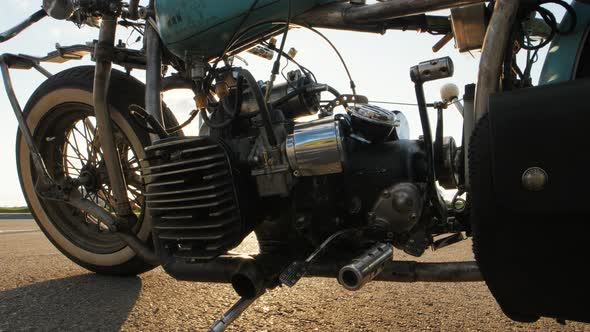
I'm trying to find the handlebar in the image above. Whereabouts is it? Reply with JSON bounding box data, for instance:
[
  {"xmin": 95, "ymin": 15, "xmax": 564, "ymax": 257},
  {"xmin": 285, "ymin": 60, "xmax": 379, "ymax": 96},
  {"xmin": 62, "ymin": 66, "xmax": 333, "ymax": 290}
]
[{"xmin": 0, "ymin": 9, "xmax": 47, "ymax": 44}]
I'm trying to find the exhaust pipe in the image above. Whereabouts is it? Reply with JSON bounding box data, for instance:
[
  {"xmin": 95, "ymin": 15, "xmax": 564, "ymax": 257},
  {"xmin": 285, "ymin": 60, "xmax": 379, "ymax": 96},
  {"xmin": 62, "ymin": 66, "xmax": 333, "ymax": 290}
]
[
  {"xmin": 163, "ymin": 254, "xmax": 266, "ymax": 299},
  {"xmin": 338, "ymin": 243, "xmax": 394, "ymax": 291},
  {"xmin": 231, "ymin": 263, "xmax": 265, "ymax": 299},
  {"xmin": 162, "ymin": 250, "xmax": 481, "ymax": 294}
]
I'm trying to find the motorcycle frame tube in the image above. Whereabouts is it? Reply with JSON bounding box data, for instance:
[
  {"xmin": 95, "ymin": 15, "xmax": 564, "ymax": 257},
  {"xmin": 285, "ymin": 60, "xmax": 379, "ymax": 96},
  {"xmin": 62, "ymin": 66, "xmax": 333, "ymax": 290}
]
[
  {"xmin": 294, "ymin": 4, "xmax": 451, "ymax": 34},
  {"xmin": 162, "ymin": 75, "xmax": 193, "ymax": 92},
  {"xmin": 92, "ymin": 15, "xmax": 134, "ymax": 218},
  {"xmin": 295, "ymin": 0, "xmax": 484, "ymax": 27},
  {"xmin": 0, "ymin": 61, "xmax": 50, "ymax": 179},
  {"xmin": 474, "ymin": 0, "xmax": 520, "ymax": 122},
  {"xmin": 145, "ymin": 20, "xmax": 164, "ymax": 140},
  {"xmin": 345, "ymin": 0, "xmax": 486, "ymax": 23},
  {"xmin": 128, "ymin": 0, "xmax": 140, "ymax": 20}
]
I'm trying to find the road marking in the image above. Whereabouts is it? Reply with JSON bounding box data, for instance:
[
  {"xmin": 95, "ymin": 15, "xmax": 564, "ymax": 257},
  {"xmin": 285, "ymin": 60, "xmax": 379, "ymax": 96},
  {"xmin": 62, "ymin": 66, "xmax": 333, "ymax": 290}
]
[
  {"xmin": 0, "ymin": 229, "xmax": 40, "ymax": 235},
  {"xmin": 0, "ymin": 213, "xmax": 33, "ymax": 220}
]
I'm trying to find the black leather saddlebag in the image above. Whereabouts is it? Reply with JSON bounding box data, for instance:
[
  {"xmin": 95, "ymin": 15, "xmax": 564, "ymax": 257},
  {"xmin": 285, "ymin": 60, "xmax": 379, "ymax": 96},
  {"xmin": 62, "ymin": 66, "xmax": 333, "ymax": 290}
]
[{"xmin": 470, "ymin": 78, "xmax": 590, "ymax": 323}]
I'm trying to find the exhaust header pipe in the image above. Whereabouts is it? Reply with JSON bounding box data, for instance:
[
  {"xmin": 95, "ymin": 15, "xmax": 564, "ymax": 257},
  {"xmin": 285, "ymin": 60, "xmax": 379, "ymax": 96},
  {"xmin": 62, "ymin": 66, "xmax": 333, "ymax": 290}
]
[
  {"xmin": 163, "ymin": 254, "xmax": 266, "ymax": 299},
  {"xmin": 338, "ymin": 243, "xmax": 394, "ymax": 291}
]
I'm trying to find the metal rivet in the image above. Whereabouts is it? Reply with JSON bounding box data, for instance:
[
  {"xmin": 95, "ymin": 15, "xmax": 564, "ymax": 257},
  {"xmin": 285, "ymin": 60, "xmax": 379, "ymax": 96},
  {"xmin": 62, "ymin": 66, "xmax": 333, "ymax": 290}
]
[{"xmin": 522, "ymin": 167, "xmax": 548, "ymax": 192}]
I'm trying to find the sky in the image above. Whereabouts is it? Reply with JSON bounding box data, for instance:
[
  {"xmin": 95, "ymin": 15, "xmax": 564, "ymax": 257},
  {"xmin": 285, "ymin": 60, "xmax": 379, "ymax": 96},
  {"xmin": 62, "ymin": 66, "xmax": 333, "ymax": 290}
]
[{"xmin": 0, "ymin": 1, "xmax": 565, "ymax": 206}]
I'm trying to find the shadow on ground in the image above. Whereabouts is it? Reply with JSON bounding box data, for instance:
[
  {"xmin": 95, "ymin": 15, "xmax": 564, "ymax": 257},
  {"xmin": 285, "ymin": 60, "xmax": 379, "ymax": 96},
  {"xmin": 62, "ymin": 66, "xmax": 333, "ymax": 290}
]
[{"xmin": 0, "ymin": 274, "xmax": 141, "ymax": 331}]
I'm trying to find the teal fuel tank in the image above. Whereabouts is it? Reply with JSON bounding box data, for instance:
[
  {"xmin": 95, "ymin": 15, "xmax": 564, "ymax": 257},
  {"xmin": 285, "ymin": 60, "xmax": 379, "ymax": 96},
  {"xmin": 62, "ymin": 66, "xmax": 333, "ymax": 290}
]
[{"xmin": 155, "ymin": 0, "xmax": 341, "ymax": 59}]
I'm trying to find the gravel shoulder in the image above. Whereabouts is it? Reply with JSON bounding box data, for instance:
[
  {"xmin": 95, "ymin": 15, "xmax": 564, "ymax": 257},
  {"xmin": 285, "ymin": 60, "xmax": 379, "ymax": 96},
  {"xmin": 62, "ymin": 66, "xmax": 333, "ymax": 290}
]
[{"xmin": 0, "ymin": 220, "xmax": 588, "ymax": 332}]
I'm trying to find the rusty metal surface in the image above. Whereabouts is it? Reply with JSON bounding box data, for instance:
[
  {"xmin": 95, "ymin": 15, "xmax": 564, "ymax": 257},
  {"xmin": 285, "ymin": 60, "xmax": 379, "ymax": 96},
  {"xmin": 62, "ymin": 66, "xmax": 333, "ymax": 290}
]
[
  {"xmin": 295, "ymin": 0, "xmax": 480, "ymax": 32},
  {"xmin": 344, "ymin": 0, "xmax": 486, "ymax": 23}
]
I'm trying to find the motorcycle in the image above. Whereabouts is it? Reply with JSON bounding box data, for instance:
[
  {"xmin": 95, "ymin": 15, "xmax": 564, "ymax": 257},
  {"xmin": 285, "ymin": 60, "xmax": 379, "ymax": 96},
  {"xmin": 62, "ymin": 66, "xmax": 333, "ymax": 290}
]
[{"xmin": 1, "ymin": 0, "xmax": 589, "ymax": 330}]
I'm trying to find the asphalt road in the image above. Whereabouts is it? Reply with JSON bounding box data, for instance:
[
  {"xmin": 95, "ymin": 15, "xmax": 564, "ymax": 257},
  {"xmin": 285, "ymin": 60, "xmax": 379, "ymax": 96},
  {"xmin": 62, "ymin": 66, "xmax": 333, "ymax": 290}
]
[{"xmin": 1, "ymin": 218, "xmax": 588, "ymax": 332}]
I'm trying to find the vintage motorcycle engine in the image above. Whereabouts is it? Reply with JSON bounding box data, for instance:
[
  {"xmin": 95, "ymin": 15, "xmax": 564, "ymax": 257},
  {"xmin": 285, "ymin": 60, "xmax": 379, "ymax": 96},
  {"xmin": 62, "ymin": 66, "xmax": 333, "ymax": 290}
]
[
  {"xmin": 275, "ymin": 106, "xmax": 428, "ymax": 255},
  {"xmin": 146, "ymin": 71, "xmax": 430, "ymax": 267}
]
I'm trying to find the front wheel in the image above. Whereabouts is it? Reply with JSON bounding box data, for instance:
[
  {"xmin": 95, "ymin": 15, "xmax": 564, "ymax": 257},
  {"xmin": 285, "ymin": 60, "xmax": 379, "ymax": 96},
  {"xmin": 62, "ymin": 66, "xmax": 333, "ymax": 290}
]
[{"xmin": 17, "ymin": 66, "xmax": 179, "ymax": 275}]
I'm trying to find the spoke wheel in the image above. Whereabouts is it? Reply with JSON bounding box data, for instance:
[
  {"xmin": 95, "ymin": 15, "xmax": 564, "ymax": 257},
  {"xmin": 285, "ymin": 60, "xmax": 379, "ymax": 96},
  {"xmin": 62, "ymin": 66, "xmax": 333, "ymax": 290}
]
[
  {"xmin": 39, "ymin": 104, "xmax": 144, "ymax": 254},
  {"xmin": 16, "ymin": 66, "xmax": 181, "ymax": 275}
]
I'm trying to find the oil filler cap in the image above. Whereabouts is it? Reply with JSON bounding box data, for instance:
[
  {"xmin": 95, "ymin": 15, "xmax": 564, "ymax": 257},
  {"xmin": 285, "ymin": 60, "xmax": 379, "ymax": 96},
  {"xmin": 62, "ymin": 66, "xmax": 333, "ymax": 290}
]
[{"xmin": 348, "ymin": 104, "xmax": 408, "ymax": 143}]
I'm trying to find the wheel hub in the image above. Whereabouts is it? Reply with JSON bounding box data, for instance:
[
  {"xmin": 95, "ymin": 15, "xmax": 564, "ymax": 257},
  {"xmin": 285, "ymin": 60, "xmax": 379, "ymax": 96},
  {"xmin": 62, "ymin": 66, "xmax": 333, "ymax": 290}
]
[{"xmin": 78, "ymin": 167, "xmax": 100, "ymax": 192}]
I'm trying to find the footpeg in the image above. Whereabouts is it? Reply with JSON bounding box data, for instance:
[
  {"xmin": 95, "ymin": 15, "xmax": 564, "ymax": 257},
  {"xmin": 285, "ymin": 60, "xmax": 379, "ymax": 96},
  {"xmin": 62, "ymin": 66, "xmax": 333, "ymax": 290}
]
[
  {"xmin": 338, "ymin": 243, "xmax": 394, "ymax": 291},
  {"xmin": 432, "ymin": 233, "xmax": 466, "ymax": 251},
  {"xmin": 279, "ymin": 261, "xmax": 307, "ymax": 287}
]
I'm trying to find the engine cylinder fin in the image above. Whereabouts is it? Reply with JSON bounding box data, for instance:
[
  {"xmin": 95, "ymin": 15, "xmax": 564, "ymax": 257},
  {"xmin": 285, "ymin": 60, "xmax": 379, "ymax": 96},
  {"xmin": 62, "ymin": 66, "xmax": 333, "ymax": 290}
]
[
  {"xmin": 209, "ymin": 205, "xmax": 238, "ymax": 217},
  {"xmin": 146, "ymin": 179, "xmax": 185, "ymax": 189},
  {"xmin": 146, "ymin": 136, "xmax": 245, "ymax": 262},
  {"xmin": 205, "ymin": 234, "xmax": 244, "ymax": 251},
  {"xmin": 148, "ymin": 197, "xmax": 235, "ymax": 211},
  {"xmin": 142, "ymin": 161, "xmax": 227, "ymax": 179},
  {"xmin": 172, "ymin": 251, "xmax": 219, "ymax": 260},
  {"xmin": 142, "ymin": 154, "xmax": 226, "ymax": 172},
  {"xmin": 154, "ymin": 216, "xmax": 239, "ymax": 230},
  {"xmin": 160, "ymin": 215, "xmax": 193, "ymax": 220},
  {"xmin": 180, "ymin": 145, "xmax": 220, "ymax": 154},
  {"xmin": 147, "ymin": 188, "xmax": 232, "ymax": 204},
  {"xmin": 203, "ymin": 170, "xmax": 230, "ymax": 181},
  {"xmin": 158, "ymin": 225, "xmax": 241, "ymax": 241},
  {"xmin": 145, "ymin": 137, "xmax": 210, "ymax": 151},
  {"xmin": 144, "ymin": 180, "xmax": 232, "ymax": 197}
]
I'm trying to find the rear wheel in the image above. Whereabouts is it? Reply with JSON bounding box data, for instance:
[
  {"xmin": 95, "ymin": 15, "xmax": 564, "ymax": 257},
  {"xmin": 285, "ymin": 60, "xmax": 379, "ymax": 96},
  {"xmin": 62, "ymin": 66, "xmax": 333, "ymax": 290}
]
[{"xmin": 17, "ymin": 66, "xmax": 179, "ymax": 275}]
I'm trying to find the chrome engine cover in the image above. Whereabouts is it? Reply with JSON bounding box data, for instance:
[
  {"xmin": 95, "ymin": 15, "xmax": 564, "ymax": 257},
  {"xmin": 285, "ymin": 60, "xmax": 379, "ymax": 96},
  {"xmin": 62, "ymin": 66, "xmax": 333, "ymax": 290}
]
[{"xmin": 285, "ymin": 117, "xmax": 346, "ymax": 177}]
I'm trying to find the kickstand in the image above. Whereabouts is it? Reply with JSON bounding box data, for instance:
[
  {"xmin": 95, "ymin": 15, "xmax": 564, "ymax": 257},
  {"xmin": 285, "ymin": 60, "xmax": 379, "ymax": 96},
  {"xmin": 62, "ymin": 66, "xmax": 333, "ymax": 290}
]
[{"xmin": 208, "ymin": 292, "xmax": 265, "ymax": 332}]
